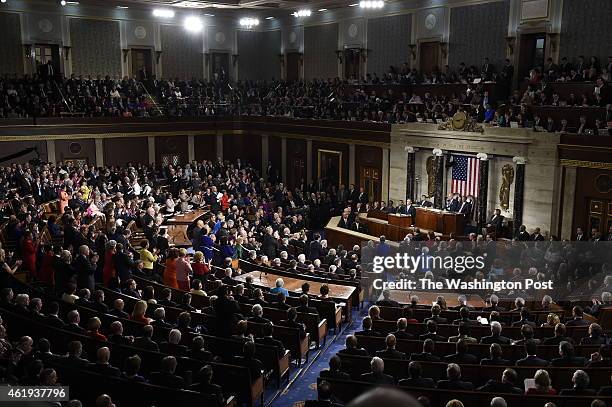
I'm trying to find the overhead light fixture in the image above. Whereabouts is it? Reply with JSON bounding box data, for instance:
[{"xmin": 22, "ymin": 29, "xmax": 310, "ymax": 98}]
[
  {"xmin": 183, "ymin": 15, "xmax": 203, "ymax": 32},
  {"xmin": 117, "ymin": 5, "xmax": 129, "ymax": 9},
  {"xmin": 239, "ymin": 17, "xmax": 259, "ymax": 29},
  {"xmin": 265, "ymin": 16, "xmax": 275, "ymax": 20},
  {"xmin": 348, "ymin": 3, "xmax": 359, "ymax": 7},
  {"xmin": 66, "ymin": 1, "xmax": 79, "ymax": 4},
  {"xmin": 1, "ymin": 0, "xmax": 7, "ymax": 4},
  {"xmin": 318, "ymin": 8, "xmax": 327, "ymax": 11},
  {"xmin": 359, "ymin": 0, "xmax": 384, "ymax": 8},
  {"xmin": 204, "ymin": 13, "xmax": 215, "ymax": 17},
  {"xmin": 60, "ymin": 0, "xmax": 66, "ymax": 5},
  {"xmin": 292, "ymin": 9, "xmax": 311, "ymax": 17},
  {"xmin": 153, "ymin": 8, "xmax": 175, "ymax": 18}
]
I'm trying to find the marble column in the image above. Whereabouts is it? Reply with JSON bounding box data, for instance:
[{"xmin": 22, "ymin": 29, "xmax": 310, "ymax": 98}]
[
  {"xmin": 216, "ymin": 134, "xmax": 223, "ymax": 160},
  {"xmin": 512, "ymin": 156, "xmax": 526, "ymax": 236},
  {"xmin": 261, "ymin": 135, "xmax": 269, "ymax": 179},
  {"xmin": 477, "ymin": 153, "xmax": 490, "ymax": 228},
  {"xmin": 187, "ymin": 135, "xmax": 195, "ymax": 163},
  {"xmin": 433, "ymin": 149, "xmax": 444, "ymax": 209},
  {"xmin": 306, "ymin": 139, "xmax": 313, "ymax": 185},
  {"xmin": 281, "ymin": 137, "xmax": 287, "ymax": 184},
  {"xmin": 147, "ymin": 136, "xmax": 155, "ymax": 165},
  {"xmin": 382, "ymin": 147, "xmax": 390, "ymax": 202},
  {"xmin": 46, "ymin": 140, "xmax": 56, "ymax": 163},
  {"xmin": 405, "ymin": 146, "xmax": 416, "ymax": 201},
  {"xmin": 95, "ymin": 139, "xmax": 104, "ymax": 167},
  {"xmin": 349, "ymin": 144, "xmax": 356, "ymax": 186}
]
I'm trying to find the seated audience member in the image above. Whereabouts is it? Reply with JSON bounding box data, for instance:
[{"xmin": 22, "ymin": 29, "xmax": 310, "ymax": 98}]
[
  {"xmin": 160, "ymin": 329, "xmax": 188, "ymax": 357},
  {"xmin": 338, "ymin": 335, "xmax": 369, "ymax": 356},
  {"xmin": 511, "ymin": 324, "xmax": 539, "ymax": 345},
  {"xmin": 541, "ymin": 313, "xmax": 560, "ymax": 328},
  {"xmin": 424, "ymin": 304, "xmax": 448, "ymax": 324},
  {"xmin": 398, "ymin": 361, "xmax": 436, "ymax": 388},
  {"xmin": 411, "ymin": 339, "xmax": 441, "ymax": 362},
  {"xmin": 320, "ymin": 355, "xmax": 350, "ymax": 380},
  {"xmin": 270, "ymin": 278, "xmax": 289, "ymax": 296},
  {"xmin": 565, "ymin": 306, "xmax": 590, "ymax": 327},
  {"xmin": 187, "ymin": 336, "xmax": 213, "ymax": 362},
  {"xmin": 355, "ymin": 316, "xmax": 383, "ymax": 337},
  {"xmin": 444, "ymin": 340, "xmax": 478, "ymax": 364},
  {"xmin": 480, "ymin": 343, "xmax": 510, "ymax": 366},
  {"xmin": 64, "ymin": 310, "xmax": 86, "ymax": 334},
  {"xmin": 483, "ymin": 294, "xmax": 505, "ymax": 312},
  {"xmin": 549, "ymin": 341, "xmax": 587, "ymax": 367},
  {"xmin": 158, "ymin": 288, "xmax": 178, "ymax": 307},
  {"xmin": 392, "ymin": 318, "xmax": 414, "ymax": 340},
  {"xmin": 248, "ymin": 304, "xmax": 272, "ymax": 325},
  {"xmin": 256, "ymin": 323, "xmax": 286, "ymax": 355},
  {"xmin": 542, "ymin": 323, "xmax": 574, "ymax": 345},
  {"xmin": 511, "ymin": 308, "xmax": 535, "ymax": 327},
  {"xmin": 587, "ymin": 345, "xmax": 612, "ymax": 367},
  {"xmin": 108, "ymin": 321, "xmax": 133, "ymax": 345},
  {"xmin": 376, "ymin": 289, "xmax": 400, "ymax": 307},
  {"xmin": 296, "ymin": 294, "xmax": 318, "ymax": 315},
  {"xmin": 580, "ymin": 323, "xmax": 607, "ymax": 345},
  {"xmin": 480, "ymin": 321, "xmax": 511, "ymax": 344},
  {"xmin": 525, "ymin": 369, "xmax": 556, "ymax": 395},
  {"xmin": 343, "ymin": 388, "xmax": 420, "ymax": 407},
  {"xmin": 419, "ymin": 320, "xmax": 447, "ymax": 342},
  {"xmin": 452, "ymin": 307, "xmax": 477, "ymax": 326},
  {"xmin": 278, "ymin": 307, "xmax": 307, "ymax": 339},
  {"xmin": 359, "ymin": 357, "xmax": 394, "ymax": 385},
  {"xmin": 477, "ymin": 368, "xmax": 522, "ymax": 394},
  {"xmin": 448, "ymin": 322, "xmax": 477, "ymax": 344},
  {"xmin": 89, "ymin": 347, "xmax": 120, "ymax": 377},
  {"xmin": 437, "ymin": 363, "xmax": 474, "ymax": 390},
  {"xmin": 314, "ymin": 380, "xmax": 343, "ymax": 407},
  {"xmin": 150, "ymin": 356, "xmax": 185, "ymax": 388},
  {"xmin": 123, "ymin": 355, "xmax": 146, "ymax": 382},
  {"xmin": 559, "ymin": 369, "xmax": 596, "ymax": 395},
  {"xmin": 375, "ymin": 334, "xmax": 406, "ymax": 359},
  {"xmin": 189, "ymin": 365, "xmax": 225, "ymax": 406},
  {"xmin": 490, "ymin": 398, "xmax": 507, "ymax": 407},
  {"xmin": 63, "ymin": 341, "xmax": 89, "ymax": 368},
  {"xmin": 109, "ymin": 299, "xmax": 129, "ymax": 319},
  {"xmin": 133, "ymin": 325, "xmax": 159, "ymax": 352},
  {"xmin": 86, "ymin": 317, "xmax": 107, "ymax": 341},
  {"xmin": 368, "ymin": 305, "xmax": 382, "ymax": 321},
  {"xmin": 152, "ymin": 307, "xmax": 172, "ymax": 328},
  {"xmin": 516, "ymin": 340, "xmax": 549, "ymax": 366},
  {"xmin": 232, "ymin": 341, "xmax": 264, "ymax": 380},
  {"xmin": 273, "ymin": 292, "xmax": 291, "ymax": 310}
]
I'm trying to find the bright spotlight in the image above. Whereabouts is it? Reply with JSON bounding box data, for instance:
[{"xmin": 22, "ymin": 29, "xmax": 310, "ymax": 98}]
[
  {"xmin": 292, "ymin": 9, "xmax": 311, "ymax": 17},
  {"xmin": 239, "ymin": 17, "xmax": 259, "ymax": 29},
  {"xmin": 184, "ymin": 16, "xmax": 203, "ymax": 32},
  {"xmin": 359, "ymin": 0, "xmax": 384, "ymax": 8},
  {"xmin": 153, "ymin": 8, "xmax": 175, "ymax": 18},
  {"xmin": 60, "ymin": 0, "xmax": 66, "ymax": 5}
]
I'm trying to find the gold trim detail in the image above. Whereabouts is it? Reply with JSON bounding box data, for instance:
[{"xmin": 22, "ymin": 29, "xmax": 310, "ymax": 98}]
[{"xmin": 560, "ymin": 159, "xmax": 612, "ymax": 170}]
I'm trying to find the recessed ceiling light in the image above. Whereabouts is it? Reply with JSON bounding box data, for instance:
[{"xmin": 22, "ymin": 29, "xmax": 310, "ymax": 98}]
[
  {"xmin": 318, "ymin": 8, "xmax": 327, "ymax": 11},
  {"xmin": 204, "ymin": 13, "xmax": 215, "ymax": 17},
  {"xmin": 348, "ymin": 3, "xmax": 359, "ymax": 6},
  {"xmin": 60, "ymin": 0, "xmax": 66, "ymax": 5},
  {"xmin": 116, "ymin": 5, "xmax": 129, "ymax": 9},
  {"xmin": 184, "ymin": 16, "xmax": 203, "ymax": 32},
  {"xmin": 0, "ymin": 0, "xmax": 7, "ymax": 4},
  {"xmin": 153, "ymin": 8, "xmax": 175, "ymax": 18},
  {"xmin": 265, "ymin": 16, "xmax": 275, "ymax": 20},
  {"xmin": 66, "ymin": 1, "xmax": 79, "ymax": 4}
]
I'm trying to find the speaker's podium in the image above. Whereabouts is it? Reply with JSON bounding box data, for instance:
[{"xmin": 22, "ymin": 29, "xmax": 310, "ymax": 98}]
[
  {"xmin": 388, "ymin": 213, "xmax": 412, "ymax": 228},
  {"xmin": 415, "ymin": 207, "xmax": 465, "ymax": 236}
]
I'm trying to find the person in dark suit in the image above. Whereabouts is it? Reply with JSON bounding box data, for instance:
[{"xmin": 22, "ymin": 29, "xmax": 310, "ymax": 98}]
[
  {"xmin": 74, "ymin": 245, "xmax": 97, "ymax": 293},
  {"xmin": 248, "ymin": 304, "xmax": 272, "ymax": 325},
  {"xmin": 296, "ymin": 295, "xmax": 318, "ymax": 315},
  {"xmin": 309, "ymin": 234, "xmax": 324, "ymax": 261},
  {"xmin": 410, "ymin": 339, "xmax": 441, "ymax": 362},
  {"xmin": 255, "ymin": 323, "xmax": 286, "ymax": 356},
  {"xmin": 63, "ymin": 341, "xmax": 90, "ymax": 368},
  {"xmin": 64, "ymin": 310, "xmax": 86, "ymax": 335},
  {"xmin": 152, "ymin": 307, "xmax": 173, "ymax": 329},
  {"xmin": 45, "ymin": 302, "xmax": 65, "ymax": 329},
  {"xmin": 419, "ymin": 195, "xmax": 432, "ymax": 207},
  {"xmin": 88, "ymin": 347, "xmax": 121, "ymax": 377},
  {"xmin": 337, "ymin": 213, "xmax": 352, "ymax": 229},
  {"xmin": 232, "ymin": 341, "xmax": 264, "ymax": 380},
  {"xmin": 480, "ymin": 321, "xmax": 511, "ymax": 345},
  {"xmin": 457, "ymin": 196, "xmax": 472, "ymax": 219},
  {"xmin": 487, "ymin": 209, "xmax": 504, "ymax": 234},
  {"xmin": 350, "ymin": 218, "xmax": 368, "ymax": 234},
  {"xmin": 113, "ymin": 243, "xmax": 135, "ymax": 283},
  {"xmin": 278, "ymin": 307, "xmax": 307, "ymax": 339},
  {"xmin": 398, "ymin": 361, "xmax": 436, "ymax": 388},
  {"xmin": 480, "ymin": 343, "xmax": 510, "ymax": 366},
  {"xmin": 483, "ymin": 294, "xmax": 506, "ymax": 312},
  {"xmin": 511, "ymin": 309, "xmax": 536, "ymax": 327},
  {"xmin": 558, "ymin": 369, "xmax": 596, "ymax": 396},
  {"xmin": 189, "ymin": 365, "xmax": 225, "ymax": 406},
  {"xmin": 444, "ymin": 340, "xmax": 478, "ymax": 364},
  {"xmin": 437, "ymin": 363, "xmax": 474, "ymax": 390},
  {"xmin": 122, "ymin": 355, "xmax": 146, "ymax": 383},
  {"xmin": 419, "ymin": 320, "xmax": 447, "ymax": 342},
  {"xmin": 319, "ymin": 355, "xmax": 350, "ymax": 380},
  {"xmin": 376, "ymin": 289, "xmax": 400, "ymax": 308},
  {"xmin": 159, "ymin": 329, "xmax": 188, "ymax": 357},
  {"xmin": 452, "ymin": 307, "xmax": 478, "ymax": 326},
  {"xmin": 549, "ymin": 341, "xmax": 587, "ymax": 367},
  {"xmin": 515, "ymin": 225, "xmax": 531, "ymax": 241},
  {"xmin": 580, "ymin": 323, "xmax": 607, "ymax": 345},
  {"xmin": 357, "ymin": 187, "xmax": 368, "ymax": 204},
  {"xmin": 565, "ymin": 306, "xmax": 591, "ymax": 327},
  {"xmin": 150, "ymin": 356, "xmax": 185, "ymax": 388},
  {"xmin": 391, "ymin": 318, "xmax": 414, "ymax": 340},
  {"xmin": 108, "ymin": 299, "xmax": 129, "ymax": 319},
  {"xmin": 359, "ymin": 357, "xmax": 394, "ymax": 385},
  {"xmin": 424, "ymin": 305, "xmax": 448, "ymax": 325},
  {"xmin": 337, "ymin": 335, "xmax": 369, "ymax": 356},
  {"xmin": 133, "ymin": 325, "xmax": 160, "ymax": 352},
  {"xmin": 542, "ymin": 323, "xmax": 574, "ymax": 345},
  {"xmin": 355, "ymin": 316, "xmax": 383, "ymax": 337},
  {"xmin": 515, "ymin": 340, "xmax": 549, "ymax": 367},
  {"xmin": 477, "ymin": 368, "xmax": 522, "ymax": 394},
  {"xmin": 375, "ymin": 334, "xmax": 406, "ymax": 359}
]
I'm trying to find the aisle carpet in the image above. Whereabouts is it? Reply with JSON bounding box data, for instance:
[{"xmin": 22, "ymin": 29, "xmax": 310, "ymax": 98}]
[{"xmin": 269, "ymin": 306, "xmax": 368, "ymax": 407}]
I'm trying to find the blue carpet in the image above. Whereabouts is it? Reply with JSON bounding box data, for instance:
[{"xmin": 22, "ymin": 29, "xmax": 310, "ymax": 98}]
[{"xmin": 270, "ymin": 307, "xmax": 368, "ymax": 407}]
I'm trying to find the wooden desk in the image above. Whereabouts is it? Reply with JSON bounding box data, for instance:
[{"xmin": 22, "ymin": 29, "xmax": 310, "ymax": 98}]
[
  {"xmin": 415, "ymin": 208, "xmax": 465, "ymax": 235},
  {"xmin": 388, "ymin": 214, "xmax": 412, "ymax": 228},
  {"xmin": 165, "ymin": 225, "xmax": 191, "ymax": 247},
  {"xmin": 386, "ymin": 290, "xmax": 486, "ymax": 308},
  {"xmin": 325, "ymin": 216, "xmax": 399, "ymax": 249},
  {"xmin": 166, "ymin": 209, "xmax": 209, "ymax": 225},
  {"xmin": 234, "ymin": 270, "xmax": 357, "ymax": 321}
]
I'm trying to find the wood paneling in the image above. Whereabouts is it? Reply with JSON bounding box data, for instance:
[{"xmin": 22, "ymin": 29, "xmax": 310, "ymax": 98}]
[
  {"xmin": 355, "ymin": 145, "xmax": 382, "ymax": 188},
  {"xmin": 268, "ymin": 136, "xmax": 282, "ymax": 182},
  {"xmin": 194, "ymin": 134, "xmax": 217, "ymax": 162},
  {"xmin": 103, "ymin": 137, "xmax": 147, "ymax": 166},
  {"xmin": 286, "ymin": 138, "xmax": 307, "ymax": 188},
  {"xmin": 572, "ymin": 167, "xmax": 612, "ymax": 234},
  {"xmin": 222, "ymin": 133, "xmax": 261, "ymax": 170},
  {"xmin": 154, "ymin": 136, "xmax": 188, "ymax": 165},
  {"xmin": 312, "ymin": 141, "xmax": 350, "ymax": 188},
  {"xmin": 55, "ymin": 139, "xmax": 96, "ymax": 164}
]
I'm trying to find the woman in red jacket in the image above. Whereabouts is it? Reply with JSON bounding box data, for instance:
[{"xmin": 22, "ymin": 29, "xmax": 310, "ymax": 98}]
[
  {"xmin": 21, "ymin": 231, "xmax": 38, "ymax": 279},
  {"xmin": 102, "ymin": 240, "xmax": 117, "ymax": 287},
  {"xmin": 38, "ymin": 244, "xmax": 55, "ymax": 286}
]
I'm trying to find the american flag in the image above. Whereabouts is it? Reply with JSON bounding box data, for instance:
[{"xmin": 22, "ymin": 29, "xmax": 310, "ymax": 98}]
[{"xmin": 450, "ymin": 155, "xmax": 480, "ymax": 197}]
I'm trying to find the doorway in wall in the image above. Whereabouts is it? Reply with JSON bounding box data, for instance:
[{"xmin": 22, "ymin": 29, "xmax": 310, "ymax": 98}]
[
  {"xmin": 211, "ymin": 52, "xmax": 230, "ymax": 81},
  {"xmin": 34, "ymin": 44, "xmax": 60, "ymax": 79},
  {"xmin": 360, "ymin": 166, "xmax": 381, "ymax": 202},
  {"xmin": 518, "ymin": 33, "xmax": 546, "ymax": 81},
  {"xmin": 419, "ymin": 41, "xmax": 441, "ymax": 76},
  {"xmin": 131, "ymin": 48, "xmax": 153, "ymax": 81},
  {"xmin": 344, "ymin": 48, "xmax": 361, "ymax": 80},
  {"xmin": 286, "ymin": 52, "xmax": 301, "ymax": 81}
]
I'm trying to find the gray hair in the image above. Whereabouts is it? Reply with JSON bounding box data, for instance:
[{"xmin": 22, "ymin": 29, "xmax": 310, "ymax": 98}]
[
  {"xmin": 252, "ymin": 304, "xmax": 263, "ymax": 317},
  {"xmin": 370, "ymin": 357, "xmax": 384, "ymax": 373}
]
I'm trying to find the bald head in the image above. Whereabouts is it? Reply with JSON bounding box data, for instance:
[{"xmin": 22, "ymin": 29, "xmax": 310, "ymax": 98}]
[{"xmin": 347, "ymin": 388, "xmax": 420, "ymax": 407}]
